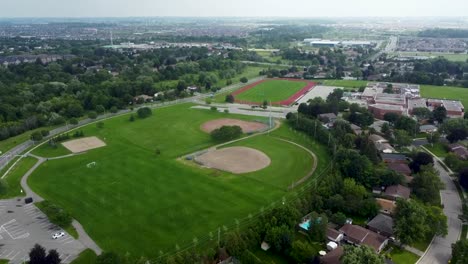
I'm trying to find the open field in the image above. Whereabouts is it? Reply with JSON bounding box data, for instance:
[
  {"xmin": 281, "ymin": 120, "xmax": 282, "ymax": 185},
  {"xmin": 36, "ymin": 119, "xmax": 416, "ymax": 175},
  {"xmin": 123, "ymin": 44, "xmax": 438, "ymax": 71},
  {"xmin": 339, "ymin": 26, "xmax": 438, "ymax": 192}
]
[
  {"xmin": 0, "ymin": 156, "xmax": 37, "ymax": 199},
  {"xmin": 390, "ymin": 52, "xmax": 468, "ymax": 62},
  {"xmin": 200, "ymin": 118, "xmax": 268, "ymax": 133},
  {"xmin": 233, "ymin": 79, "xmax": 313, "ymax": 105},
  {"xmin": 32, "ymin": 142, "xmax": 71, "ymax": 158},
  {"xmin": 420, "ymin": 84, "xmax": 468, "ymax": 107},
  {"xmin": 70, "ymin": 249, "xmax": 97, "ymax": 264},
  {"xmin": 27, "ymin": 104, "xmax": 318, "ymax": 257}
]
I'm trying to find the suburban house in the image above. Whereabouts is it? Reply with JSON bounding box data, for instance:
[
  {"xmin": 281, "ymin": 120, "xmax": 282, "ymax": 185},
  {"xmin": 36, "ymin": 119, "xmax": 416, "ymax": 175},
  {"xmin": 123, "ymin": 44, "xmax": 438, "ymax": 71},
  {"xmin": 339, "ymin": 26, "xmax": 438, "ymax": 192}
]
[
  {"xmin": 449, "ymin": 143, "xmax": 468, "ymax": 160},
  {"xmin": 370, "ymin": 134, "xmax": 396, "ymax": 153},
  {"xmin": 327, "ymin": 227, "xmax": 344, "ymax": 243},
  {"xmin": 366, "ymin": 214, "xmax": 394, "ymax": 237},
  {"xmin": 384, "ymin": 184, "xmax": 411, "ymax": 200},
  {"xmin": 419, "ymin": 124, "xmax": 437, "ymax": 133},
  {"xmin": 318, "ymin": 113, "xmax": 338, "ymax": 125},
  {"xmin": 381, "ymin": 153, "xmax": 407, "ymax": 164},
  {"xmin": 369, "ymin": 134, "xmax": 388, "ymax": 144},
  {"xmin": 376, "ymin": 198, "xmax": 397, "ymax": 215},
  {"xmin": 386, "ymin": 163, "xmax": 411, "ymax": 176},
  {"xmin": 339, "ymin": 224, "xmax": 388, "ymax": 253},
  {"xmin": 321, "ymin": 246, "xmax": 344, "ymax": 264}
]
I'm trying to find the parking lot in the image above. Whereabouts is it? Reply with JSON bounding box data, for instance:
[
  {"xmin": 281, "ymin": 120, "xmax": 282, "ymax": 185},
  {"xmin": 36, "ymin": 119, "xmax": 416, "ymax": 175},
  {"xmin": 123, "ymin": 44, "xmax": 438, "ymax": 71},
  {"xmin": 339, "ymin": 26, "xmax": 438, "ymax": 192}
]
[{"xmin": 0, "ymin": 199, "xmax": 85, "ymax": 263}]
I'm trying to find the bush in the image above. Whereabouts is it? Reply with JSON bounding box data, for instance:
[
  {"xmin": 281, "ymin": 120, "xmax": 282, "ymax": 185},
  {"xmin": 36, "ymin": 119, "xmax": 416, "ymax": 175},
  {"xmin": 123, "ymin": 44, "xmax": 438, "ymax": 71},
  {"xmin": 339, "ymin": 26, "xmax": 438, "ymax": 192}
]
[
  {"xmin": 88, "ymin": 111, "xmax": 98, "ymax": 119},
  {"xmin": 40, "ymin": 130, "xmax": 49, "ymax": 137},
  {"xmin": 210, "ymin": 106, "xmax": 217, "ymax": 111},
  {"xmin": 31, "ymin": 131, "xmax": 43, "ymax": 141},
  {"xmin": 95, "ymin": 105, "xmax": 105, "ymax": 114},
  {"xmin": 129, "ymin": 114, "xmax": 135, "ymax": 122},
  {"xmin": 137, "ymin": 107, "xmax": 152, "ymax": 119},
  {"xmin": 38, "ymin": 201, "xmax": 72, "ymax": 228},
  {"xmin": 225, "ymin": 94, "xmax": 235, "ymax": 103},
  {"xmin": 110, "ymin": 106, "xmax": 118, "ymax": 113},
  {"xmin": 211, "ymin": 125, "xmax": 242, "ymax": 141},
  {"xmin": 69, "ymin": 118, "xmax": 78, "ymax": 125},
  {"xmin": 240, "ymin": 77, "xmax": 248, "ymax": 83}
]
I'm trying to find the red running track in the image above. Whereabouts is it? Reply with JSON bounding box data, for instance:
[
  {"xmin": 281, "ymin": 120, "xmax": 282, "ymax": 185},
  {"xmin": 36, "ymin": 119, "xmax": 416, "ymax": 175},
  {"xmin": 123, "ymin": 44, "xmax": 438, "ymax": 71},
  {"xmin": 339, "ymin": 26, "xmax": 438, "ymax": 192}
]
[{"xmin": 232, "ymin": 78, "xmax": 316, "ymax": 106}]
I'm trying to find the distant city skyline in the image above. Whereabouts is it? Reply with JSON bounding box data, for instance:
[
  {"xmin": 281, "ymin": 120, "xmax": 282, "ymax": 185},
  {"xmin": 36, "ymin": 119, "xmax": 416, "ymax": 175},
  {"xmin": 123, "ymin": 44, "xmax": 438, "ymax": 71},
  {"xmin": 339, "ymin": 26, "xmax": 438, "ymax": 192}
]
[{"xmin": 1, "ymin": 0, "xmax": 468, "ymax": 18}]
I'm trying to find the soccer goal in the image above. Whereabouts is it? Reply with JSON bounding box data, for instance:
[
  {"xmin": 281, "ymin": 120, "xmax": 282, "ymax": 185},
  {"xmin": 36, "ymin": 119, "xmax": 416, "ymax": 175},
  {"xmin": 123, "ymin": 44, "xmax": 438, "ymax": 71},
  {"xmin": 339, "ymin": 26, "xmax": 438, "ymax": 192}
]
[{"xmin": 86, "ymin": 161, "xmax": 96, "ymax": 168}]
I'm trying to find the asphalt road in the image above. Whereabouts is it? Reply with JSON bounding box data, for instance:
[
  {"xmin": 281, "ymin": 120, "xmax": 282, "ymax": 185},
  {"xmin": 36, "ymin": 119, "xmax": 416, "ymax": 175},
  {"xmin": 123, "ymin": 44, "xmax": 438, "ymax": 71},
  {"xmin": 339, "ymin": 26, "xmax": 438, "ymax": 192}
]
[
  {"xmin": 0, "ymin": 199, "xmax": 85, "ymax": 264},
  {"xmin": 417, "ymin": 161, "xmax": 462, "ymax": 264}
]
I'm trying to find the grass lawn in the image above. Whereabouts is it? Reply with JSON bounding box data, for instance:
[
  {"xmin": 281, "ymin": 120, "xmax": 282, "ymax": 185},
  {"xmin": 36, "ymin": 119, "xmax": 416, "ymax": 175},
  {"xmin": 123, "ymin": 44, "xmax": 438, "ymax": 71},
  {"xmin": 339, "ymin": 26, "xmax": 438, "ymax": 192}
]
[
  {"xmin": 391, "ymin": 52, "xmax": 468, "ymax": 62},
  {"xmin": 235, "ymin": 79, "xmax": 307, "ymax": 103},
  {"xmin": 321, "ymin": 79, "xmax": 368, "ymax": 88},
  {"xmin": 420, "ymin": 85, "xmax": 468, "ymax": 107},
  {"xmin": 28, "ymin": 104, "xmax": 321, "ymax": 258},
  {"xmin": 32, "ymin": 142, "xmax": 72, "ymax": 158},
  {"xmin": 70, "ymin": 249, "xmax": 97, "ymax": 264},
  {"xmin": 35, "ymin": 200, "xmax": 79, "ymax": 239},
  {"xmin": 0, "ymin": 156, "xmax": 37, "ymax": 199},
  {"xmin": 425, "ymin": 142, "xmax": 449, "ymax": 158},
  {"xmin": 389, "ymin": 247, "xmax": 420, "ymax": 264},
  {"xmin": 411, "ymin": 236, "xmax": 433, "ymax": 252},
  {"xmin": 0, "ymin": 260, "xmax": 8, "ymax": 264}
]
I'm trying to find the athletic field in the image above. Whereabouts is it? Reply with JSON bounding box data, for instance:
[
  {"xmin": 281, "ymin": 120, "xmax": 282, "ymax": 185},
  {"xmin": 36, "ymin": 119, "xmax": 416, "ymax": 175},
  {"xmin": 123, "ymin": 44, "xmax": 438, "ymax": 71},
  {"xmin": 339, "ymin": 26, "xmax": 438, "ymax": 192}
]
[
  {"xmin": 233, "ymin": 79, "xmax": 315, "ymax": 105},
  {"xmin": 28, "ymin": 104, "xmax": 323, "ymax": 258}
]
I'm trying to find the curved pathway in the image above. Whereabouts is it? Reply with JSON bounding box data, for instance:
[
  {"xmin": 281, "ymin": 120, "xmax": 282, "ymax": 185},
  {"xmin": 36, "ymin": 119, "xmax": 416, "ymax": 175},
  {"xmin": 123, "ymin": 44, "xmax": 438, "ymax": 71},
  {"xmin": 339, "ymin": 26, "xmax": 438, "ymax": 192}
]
[{"xmin": 15, "ymin": 153, "xmax": 103, "ymax": 255}]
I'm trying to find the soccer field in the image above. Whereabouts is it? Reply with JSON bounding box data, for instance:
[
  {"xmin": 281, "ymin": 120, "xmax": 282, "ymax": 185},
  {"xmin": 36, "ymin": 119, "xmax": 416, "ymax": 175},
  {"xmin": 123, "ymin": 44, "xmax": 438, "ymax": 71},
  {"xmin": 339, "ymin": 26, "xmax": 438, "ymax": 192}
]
[
  {"xmin": 28, "ymin": 104, "xmax": 321, "ymax": 258},
  {"xmin": 233, "ymin": 79, "xmax": 311, "ymax": 105},
  {"xmin": 420, "ymin": 85, "xmax": 468, "ymax": 107}
]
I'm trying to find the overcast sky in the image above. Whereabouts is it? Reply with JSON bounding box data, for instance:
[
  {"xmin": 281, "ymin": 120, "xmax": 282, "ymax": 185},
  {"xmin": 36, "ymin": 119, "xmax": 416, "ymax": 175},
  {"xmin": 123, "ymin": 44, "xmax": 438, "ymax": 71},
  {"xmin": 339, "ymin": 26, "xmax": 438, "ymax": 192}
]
[{"xmin": 1, "ymin": 0, "xmax": 467, "ymax": 18}]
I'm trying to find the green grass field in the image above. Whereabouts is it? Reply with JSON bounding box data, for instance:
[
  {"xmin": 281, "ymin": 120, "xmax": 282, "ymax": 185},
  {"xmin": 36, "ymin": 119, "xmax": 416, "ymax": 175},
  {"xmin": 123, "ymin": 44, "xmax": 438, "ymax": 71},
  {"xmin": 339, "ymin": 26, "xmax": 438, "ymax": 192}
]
[
  {"xmin": 28, "ymin": 104, "xmax": 319, "ymax": 258},
  {"xmin": 32, "ymin": 142, "xmax": 71, "ymax": 158},
  {"xmin": 0, "ymin": 156, "xmax": 37, "ymax": 199},
  {"xmin": 425, "ymin": 142, "xmax": 449, "ymax": 158},
  {"xmin": 389, "ymin": 247, "xmax": 420, "ymax": 264},
  {"xmin": 235, "ymin": 79, "xmax": 307, "ymax": 103},
  {"xmin": 420, "ymin": 85, "xmax": 468, "ymax": 107},
  {"xmin": 391, "ymin": 52, "xmax": 468, "ymax": 62},
  {"xmin": 70, "ymin": 249, "xmax": 97, "ymax": 264}
]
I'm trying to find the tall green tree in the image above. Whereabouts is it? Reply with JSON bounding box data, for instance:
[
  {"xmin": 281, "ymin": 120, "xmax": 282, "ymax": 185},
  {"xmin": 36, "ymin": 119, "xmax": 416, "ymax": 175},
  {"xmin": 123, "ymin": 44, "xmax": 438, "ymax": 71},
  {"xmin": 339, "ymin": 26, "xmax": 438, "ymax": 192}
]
[
  {"xmin": 341, "ymin": 245, "xmax": 385, "ymax": 264},
  {"xmin": 451, "ymin": 239, "xmax": 468, "ymax": 264},
  {"xmin": 411, "ymin": 165, "xmax": 444, "ymax": 205}
]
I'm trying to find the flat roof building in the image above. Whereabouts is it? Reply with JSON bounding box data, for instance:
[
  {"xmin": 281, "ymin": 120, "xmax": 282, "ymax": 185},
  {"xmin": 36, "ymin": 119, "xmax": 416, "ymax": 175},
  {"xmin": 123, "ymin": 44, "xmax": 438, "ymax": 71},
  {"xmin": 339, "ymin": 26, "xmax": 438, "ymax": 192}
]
[{"xmin": 368, "ymin": 104, "xmax": 405, "ymax": 119}]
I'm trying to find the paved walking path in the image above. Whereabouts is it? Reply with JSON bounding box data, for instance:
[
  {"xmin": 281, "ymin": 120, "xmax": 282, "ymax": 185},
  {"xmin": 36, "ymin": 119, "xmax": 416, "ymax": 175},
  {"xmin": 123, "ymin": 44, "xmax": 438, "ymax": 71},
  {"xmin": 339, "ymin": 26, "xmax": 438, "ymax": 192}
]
[
  {"xmin": 17, "ymin": 154, "xmax": 103, "ymax": 255},
  {"xmin": 404, "ymin": 245, "xmax": 425, "ymax": 257}
]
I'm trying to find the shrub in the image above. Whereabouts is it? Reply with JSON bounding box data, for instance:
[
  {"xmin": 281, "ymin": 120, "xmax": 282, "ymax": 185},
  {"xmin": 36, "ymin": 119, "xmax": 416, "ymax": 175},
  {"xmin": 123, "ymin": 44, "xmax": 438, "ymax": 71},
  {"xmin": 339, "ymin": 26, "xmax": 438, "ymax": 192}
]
[
  {"xmin": 95, "ymin": 105, "xmax": 105, "ymax": 114},
  {"xmin": 40, "ymin": 130, "xmax": 49, "ymax": 137},
  {"xmin": 211, "ymin": 125, "xmax": 242, "ymax": 141},
  {"xmin": 240, "ymin": 77, "xmax": 248, "ymax": 83},
  {"xmin": 225, "ymin": 94, "xmax": 235, "ymax": 103},
  {"xmin": 69, "ymin": 118, "xmax": 78, "ymax": 125},
  {"xmin": 137, "ymin": 107, "xmax": 152, "ymax": 119},
  {"xmin": 129, "ymin": 114, "xmax": 135, "ymax": 122},
  {"xmin": 88, "ymin": 111, "xmax": 98, "ymax": 119},
  {"xmin": 31, "ymin": 131, "xmax": 43, "ymax": 141},
  {"xmin": 210, "ymin": 106, "xmax": 217, "ymax": 111},
  {"xmin": 110, "ymin": 106, "xmax": 118, "ymax": 113},
  {"xmin": 38, "ymin": 201, "xmax": 72, "ymax": 228}
]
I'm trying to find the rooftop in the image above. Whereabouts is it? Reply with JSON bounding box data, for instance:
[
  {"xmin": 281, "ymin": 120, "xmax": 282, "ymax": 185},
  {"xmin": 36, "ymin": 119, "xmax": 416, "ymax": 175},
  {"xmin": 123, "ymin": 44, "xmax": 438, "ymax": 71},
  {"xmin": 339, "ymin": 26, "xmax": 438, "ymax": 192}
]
[
  {"xmin": 367, "ymin": 213, "xmax": 394, "ymax": 236},
  {"xmin": 369, "ymin": 104, "xmax": 405, "ymax": 111},
  {"xmin": 376, "ymin": 198, "xmax": 397, "ymax": 215},
  {"xmin": 384, "ymin": 184, "xmax": 411, "ymax": 200},
  {"xmin": 387, "ymin": 163, "xmax": 411, "ymax": 176},
  {"xmin": 362, "ymin": 87, "xmax": 384, "ymax": 98},
  {"xmin": 408, "ymin": 98, "xmax": 427, "ymax": 110}
]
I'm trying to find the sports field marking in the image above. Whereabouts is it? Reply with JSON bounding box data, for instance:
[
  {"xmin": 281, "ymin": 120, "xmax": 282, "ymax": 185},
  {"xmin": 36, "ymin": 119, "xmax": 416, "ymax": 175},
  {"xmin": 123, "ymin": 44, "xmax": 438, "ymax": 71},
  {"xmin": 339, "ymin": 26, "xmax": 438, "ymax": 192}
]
[{"xmin": 62, "ymin": 136, "xmax": 106, "ymax": 153}]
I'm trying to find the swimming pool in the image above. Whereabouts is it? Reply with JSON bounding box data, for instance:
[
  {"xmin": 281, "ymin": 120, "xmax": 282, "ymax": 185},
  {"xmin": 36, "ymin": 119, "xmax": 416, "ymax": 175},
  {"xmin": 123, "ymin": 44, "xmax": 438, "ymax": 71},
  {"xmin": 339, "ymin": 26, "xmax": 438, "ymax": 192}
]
[{"xmin": 299, "ymin": 219, "xmax": 311, "ymax": 230}]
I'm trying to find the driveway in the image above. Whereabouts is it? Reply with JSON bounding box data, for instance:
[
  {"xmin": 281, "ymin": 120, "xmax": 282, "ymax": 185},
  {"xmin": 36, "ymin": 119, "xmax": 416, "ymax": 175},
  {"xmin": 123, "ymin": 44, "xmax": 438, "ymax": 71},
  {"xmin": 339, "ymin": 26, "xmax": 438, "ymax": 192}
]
[
  {"xmin": 417, "ymin": 161, "xmax": 462, "ymax": 264},
  {"xmin": 0, "ymin": 198, "xmax": 85, "ymax": 264}
]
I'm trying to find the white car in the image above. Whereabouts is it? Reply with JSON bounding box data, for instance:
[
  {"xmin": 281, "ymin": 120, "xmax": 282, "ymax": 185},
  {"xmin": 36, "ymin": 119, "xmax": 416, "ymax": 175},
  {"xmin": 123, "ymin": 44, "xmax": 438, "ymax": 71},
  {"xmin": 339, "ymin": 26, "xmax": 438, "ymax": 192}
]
[{"xmin": 52, "ymin": 232, "xmax": 65, "ymax": 239}]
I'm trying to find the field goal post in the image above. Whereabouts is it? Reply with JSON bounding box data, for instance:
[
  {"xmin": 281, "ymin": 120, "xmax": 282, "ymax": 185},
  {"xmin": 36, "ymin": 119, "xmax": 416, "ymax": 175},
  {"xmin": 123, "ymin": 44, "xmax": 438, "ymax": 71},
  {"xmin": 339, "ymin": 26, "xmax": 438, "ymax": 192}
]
[{"xmin": 86, "ymin": 161, "xmax": 96, "ymax": 168}]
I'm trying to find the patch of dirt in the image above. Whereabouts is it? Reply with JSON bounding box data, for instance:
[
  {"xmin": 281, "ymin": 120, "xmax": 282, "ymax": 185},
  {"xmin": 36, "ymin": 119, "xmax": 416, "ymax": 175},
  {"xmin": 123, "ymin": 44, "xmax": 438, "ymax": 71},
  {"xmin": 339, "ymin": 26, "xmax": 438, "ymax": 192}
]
[
  {"xmin": 195, "ymin": 146, "xmax": 271, "ymax": 174},
  {"xmin": 201, "ymin": 118, "xmax": 268, "ymax": 133},
  {"xmin": 62, "ymin": 136, "xmax": 106, "ymax": 153}
]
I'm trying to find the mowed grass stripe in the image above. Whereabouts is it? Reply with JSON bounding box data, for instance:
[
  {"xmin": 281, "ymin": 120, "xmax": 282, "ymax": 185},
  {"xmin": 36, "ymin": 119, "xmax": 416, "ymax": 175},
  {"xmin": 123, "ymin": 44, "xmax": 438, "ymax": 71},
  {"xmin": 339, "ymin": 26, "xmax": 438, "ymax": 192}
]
[
  {"xmin": 235, "ymin": 80, "xmax": 307, "ymax": 103},
  {"xmin": 28, "ymin": 104, "xmax": 314, "ymax": 257}
]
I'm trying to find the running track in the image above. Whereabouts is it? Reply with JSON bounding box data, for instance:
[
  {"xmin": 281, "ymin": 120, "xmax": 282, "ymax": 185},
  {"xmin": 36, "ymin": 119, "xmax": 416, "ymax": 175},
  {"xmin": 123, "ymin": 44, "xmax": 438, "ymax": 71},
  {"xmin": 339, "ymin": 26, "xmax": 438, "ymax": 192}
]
[{"xmin": 232, "ymin": 78, "xmax": 316, "ymax": 106}]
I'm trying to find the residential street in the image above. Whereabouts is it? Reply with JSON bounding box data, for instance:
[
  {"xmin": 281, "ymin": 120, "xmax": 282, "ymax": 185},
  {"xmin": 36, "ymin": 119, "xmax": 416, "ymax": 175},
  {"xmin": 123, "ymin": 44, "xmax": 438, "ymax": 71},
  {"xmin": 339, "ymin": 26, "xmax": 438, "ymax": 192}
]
[{"xmin": 417, "ymin": 161, "xmax": 462, "ymax": 264}]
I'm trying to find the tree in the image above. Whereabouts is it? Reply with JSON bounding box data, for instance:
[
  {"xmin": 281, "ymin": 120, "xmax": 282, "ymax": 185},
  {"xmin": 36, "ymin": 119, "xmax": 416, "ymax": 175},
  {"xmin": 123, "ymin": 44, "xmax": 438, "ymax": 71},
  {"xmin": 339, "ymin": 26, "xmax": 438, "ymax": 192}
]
[
  {"xmin": 137, "ymin": 107, "xmax": 152, "ymax": 119},
  {"xmin": 290, "ymin": 240, "xmax": 317, "ymax": 263},
  {"xmin": 394, "ymin": 199, "xmax": 430, "ymax": 245},
  {"xmin": 410, "ymin": 152, "xmax": 434, "ymax": 173},
  {"xmin": 96, "ymin": 252, "xmax": 121, "ymax": 264},
  {"xmin": 29, "ymin": 244, "xmax": 47, "ymax": 264},
  {"xmin": 394, "ymin": 116, "xmax": 419, "ymax": 135},
  {"xmin": 384, "ymin": 112, "xmax": 400, "ymax": 123},
  {"xmin": 110, "ymin": 106, "xmax": 118, "ymax": 113},
  {"xmin": 211, "ymin": 126, "xmax": 242, "ymax": 141},
  {"xmin": 307, "ymin": 212, "xmax": 328, "ymax": 242},
  {"xmin": 262, "ymin": 100, "xmax": 268, "ymax": 109},
  {"xmin": 95, "ymin": 105, "xmax": 105, "ymax": 114},
  {"xmin": 66, "ymin": 103, "xmax": 84, "ymax": 118},
  {"xmin": 341, "ymin": 245, "xmax": 385, "ymax": 264},
  {"xmin": 459, "ymin": 168, "xmax": 468, "ymax": 190},
  {"xmin": 394, "ymin": 129, "xmax": 412, "ymax": 147},
  {"xmin": 426, "ymin": 132, "xmax": 440, "ymax": 145},
  {"xmin": 31, "ymin": 131, "xmax": 43, "ymax": 141},
  {"xmin": 240, "ymin": 77, "xmax": 248, "ymax": 83},
  {"xmin": 88, "ymin": 111, "xmax": 98, "ymax": 119},
  {"xmin": 411, "ymin": 165, "xmax": 444, "ymax": 205},
  {"xmin": 451, "ymin": 239, "xmax": 468, "ymax": 264},
  {"xmin": 433, "ymin": 106, "xmax": 447, "ymax": 123},
  {"xmin": 225, "ymin": 94, "xmax": 235, "ymax": 103},
  {"xmin": 413, "ymin": 107, "xmax": 432, "ymax": 121},
  {"xmin": 45, "ymin": 249, "xmax": 61, "ymax": 264},
  {"xmin": 447, "ymin": 128, "xmax": 468, "ymax": 143},
  {"xmin": 264, "ymin": 225, "xmax": 293, "ymax": 253}
]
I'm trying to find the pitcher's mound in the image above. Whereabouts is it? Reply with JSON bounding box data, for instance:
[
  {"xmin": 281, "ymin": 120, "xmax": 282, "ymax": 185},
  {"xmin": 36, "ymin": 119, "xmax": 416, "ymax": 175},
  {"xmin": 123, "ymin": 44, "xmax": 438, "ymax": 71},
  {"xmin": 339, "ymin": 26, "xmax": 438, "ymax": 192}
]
[
  {"xmin": 195, "ymin": 146, "xmax": 271, "ymax": 174},
  {"xmin": 62, "ymin": 136, "xmax": 106, "ymax": 153},
  {"xmin": 201, "ymin": 118, "xmax": 268, "ymax": 133}
]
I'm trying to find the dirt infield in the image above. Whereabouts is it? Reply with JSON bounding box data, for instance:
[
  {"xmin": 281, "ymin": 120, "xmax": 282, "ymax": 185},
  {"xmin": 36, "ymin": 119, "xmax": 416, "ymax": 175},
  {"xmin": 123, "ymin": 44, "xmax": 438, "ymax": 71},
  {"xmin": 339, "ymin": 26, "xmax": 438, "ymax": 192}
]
[
  {"xmin": 62, "ymin": 136, "xmax": 106, "ymax": 153},
  {"xmin": 201, "ymin": 118, "xmax": 268, "ymax": 133},
  {"xmin": 195, "ymin": 146, "xmax": 271, "ymax": 174},
  {"xmin": 232, "ymin": 78, "xmax": 316, "ymax": 106}
]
